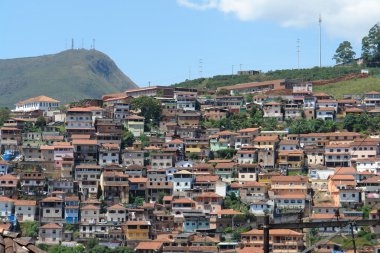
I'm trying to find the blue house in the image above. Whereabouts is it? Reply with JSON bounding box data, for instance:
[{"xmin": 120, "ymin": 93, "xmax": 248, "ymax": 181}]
[
  {"xmin": 183, "ymin": 211, "xmax": 210, "ymax": 232},
  {"xmin": 65, "ymin": 196, "xmax": 80, "ymax": 224},
  {"xmin": 0, "ymin": 161, "xmax": 11, "ymax": 175}
]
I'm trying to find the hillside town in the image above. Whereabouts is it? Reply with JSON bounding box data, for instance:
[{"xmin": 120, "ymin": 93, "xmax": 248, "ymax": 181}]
[{"xmin": 0, "ymin": 78, "xmax": 379, "ymax": 253}]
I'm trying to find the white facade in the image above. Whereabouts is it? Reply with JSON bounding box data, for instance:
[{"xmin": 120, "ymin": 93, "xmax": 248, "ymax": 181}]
[
  {"xmin": 15, "ymin": 202, "xmax": 37, "ymax": 222},
  {"xmin": 0, "ymin": 198, "xmax": 14, "ymax": 217},
  {"xmin": 356, "ymin": 160, "xmax": 379, "ymax": 174},
  {"xmin": 14, "ymin": 96, "xmax": 60, "ymax": 112},
  {"xmin": 249, "ymin": 200, "xmax": 273, "ymax": 216},
  {"xmin": 99, "ymin": 150, "xmax": 120, "ymax": 166},
  {"xmin": 173, "ymin": 171, "xmax": 194, "ymax": 192}
]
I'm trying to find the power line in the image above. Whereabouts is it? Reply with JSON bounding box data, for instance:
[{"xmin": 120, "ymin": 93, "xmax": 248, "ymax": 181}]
[{"xmin": 319, "ymin": 14, "xmax": 322, "ymax": 68}]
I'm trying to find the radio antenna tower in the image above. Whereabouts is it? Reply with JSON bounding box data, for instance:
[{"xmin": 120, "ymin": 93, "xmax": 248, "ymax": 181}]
[
  {"xmin": 199, "ymin": 59, "xmax": 203, "ymax": 78},
  {"xmin": 93, "ymin": 39, "xmax": 96, "ymax": 50},
  {"xmin": 319, "ymin": 14, "xmax": 322, "ymax": 67},
  {"xmin": 71, "ymin": 38, "xmax": 74, "ymax": 50},
  {"xmin": 296, "ymin": 38, "xmax": 300, "ymax": 69}
]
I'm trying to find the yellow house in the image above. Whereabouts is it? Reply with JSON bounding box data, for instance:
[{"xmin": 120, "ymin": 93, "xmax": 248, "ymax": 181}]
[
  {"xmin": 123, "ymin": 221, "xmax": 151, "ymax": 241},
  {"xmin": 257, "ymin": 171, "xmax": 281, "ymax": 184}
]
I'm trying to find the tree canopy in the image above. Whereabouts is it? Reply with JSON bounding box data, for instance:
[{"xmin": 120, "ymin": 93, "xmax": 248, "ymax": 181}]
[
  {"xmin": 131, "ymin": 96, "xmax": 162, "ymax": 128},
  {"xmin": 362, "ymin": 23, "xmax": 380, "ymax": 67},
  {"xmin": 333, "ymin": 41, "xmax": 356, "ymax": 64}
]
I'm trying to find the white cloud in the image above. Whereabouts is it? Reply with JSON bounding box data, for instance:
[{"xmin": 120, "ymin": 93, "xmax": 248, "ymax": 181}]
[
  {"xmin": 177, "ymin": 0, "xmax": 380, "ymax": 40},
  {"xmin": 177, "ymin": 0, "xmax": 218, "ymax": 10}
]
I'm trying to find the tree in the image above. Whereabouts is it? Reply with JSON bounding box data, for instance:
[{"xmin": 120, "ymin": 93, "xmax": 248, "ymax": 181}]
[
  {"xmin": 133, "ymin": 196, "xmax": 145, "ymax": 207},
  {"xmin": 35, "ymin": 116, "xmax": 47, "ymax": 130},
  {"xmin": 121, "ymin": 129, "xmax": 135, "ymax": 149},
  {"xmin": 0, "ymin": 107, "xmax": 10, "ymax": 126},
  {"xmin": 188, "ymin": 152, "xmax": 199, "ymax": 161},
  {"xmin": 85, "ymin": 238, "xmax": 99, "ymax": 252},
  {"xmin": 216, "ymin": 148, "xmax": 236, "ymax": 159},
  {"xmin": 362, "ymin": 23, "xmax": 380, "ymax": 67},
  {"xmin": 20, "ymin": 221, "xmax": 39, "ymax": 238},
  {"xmin": 333, "ymin": 41, "xmax": 356, "ymax": 64},
  {"xmin": 131, "ymin": 96, "xmax": 162, "ymax": 127}
]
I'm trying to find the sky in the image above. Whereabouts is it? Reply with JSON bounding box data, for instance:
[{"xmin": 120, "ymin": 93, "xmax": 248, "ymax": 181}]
[{"xmin": 0, "ymin": 0, "xmax": 379, "ymax": 87}]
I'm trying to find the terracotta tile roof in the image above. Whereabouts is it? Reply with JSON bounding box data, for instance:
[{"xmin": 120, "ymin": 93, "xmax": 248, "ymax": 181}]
[
  {"xmin": 41, "ymin": 197, "xmax": 63, "ymax": 202},
  {"xmin": 40, "ymin": 223, "xmax": 62, "ymax": 229},
  {"xmin": 334, "ymin": 167, "xmax": 357, "ymax": 175},
  {"xmin": 163, "ymin": 196, "xmax": 173, "ymax": 201},
  {"xmin": 212, "ymin": 209, "xmax": 243, "ymax": 215},
  {"xmin": 215, "ymin": 162, "xmax": 236, "ymax": 169},
  {"xmin": 253, "ymin": 135, "xmax": 279, "ymax": 142},
  {"xmin": 217, "ymin": 130, "xmax": 239, "ymax": 136},
  {"xmin": 0, "ymin": 196, "xmax": 13, "ymax": 202},
  {"xmin": 196, "ymin": 192, "xmax": 222, "ymax": 198},
  {"xmin": 71, "ymin": 134, "xmax": 91, "ymax": 139},
  {"xmin": 207, "ymin": 159, "xmax": 233, "ymax": 163},
  {"xmin": 82, "ymin": 199, "xmax": 101, "ymax": 205},
  {"xmin": 75, "ymin": 164, "xmax": 101, "ymax": 169},
  {"xmin": 72, "ymin": 139, "xmax": 97, "ymax": 145},
  {"xmin": 264, "ymin": 101, "xmax": 281, "ymax": 106},
  {"xmin": 242, "ymin": 229, "xmax": 302, "ymax": 236},
  {"xmin": 172, "ymin": 198, "xmax": 196, "ymax": 204},
  {"xmin": 125, "ymin": 221, "xmax": 150, "ymax": 225},
  {"xmin": 275, "ymin": 193, "xmax": 306, "ymax": 199},
  {"xmin": 128, "ymin": 177, "xmax": 148, "ymax": 183},
  {"xmin": 238, "ymin": 128, "xmax": 260, "ymax": 133},
  {"xmin": 163, "ymin": 246, "xmax": 218, "ymax": 252},
  {"xmin": 108, "ymin": 204, "xmax": 126, "ymax": 210},
  {"xmin": 271, "ymin": 175, "xmax": 308, "ymax": 182},
  {"xmin": 67, "ymin": 107, "xmax": 92, "ymax": 112},
  {"xmin": 14, "ymin": 200, "xmax": 37, "ymax": 206},
  {"xmin": 317, "ymin": 107, "xmax": 336, "ymax": 111},
  {"xmin": 0, "ymin": 174, "xmax": 17, "ymax": 181},
  {"xmin": 329, "ymin": 174, "xmax": 355, "ymax": 181},
  {"xmin": 65, "ymin": 196, "xmax": 79, "ymax": 201},
  {"xmin": 81, "ymin": 204, "xmax": 100, "ymax": 210},
  {"xmin": 195, "ymin": 175, "xmax": 219, "ymax": 182},
  {"xmin": 16, "ymin": 95, "xmax": 59, "ymax": 106},
  {"xmin": 167, "ymin": 139, "xmax": 184, "ymax": 144},
  {"xmin": 135, "ymin": 241, "xmax": 163, "ymax": 250},
  {"xmin": 40, "ymin": 145, "xmax": 54, "ymax": 150},
  {"xmin": 360, "ymin": 175, "xmax": 380, "ymax": 183}
]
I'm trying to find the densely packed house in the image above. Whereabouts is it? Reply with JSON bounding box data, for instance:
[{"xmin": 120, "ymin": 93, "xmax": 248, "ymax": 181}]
[{"xmin": 0, "ymin": 80, "xmax": 379, "ymax": 252}]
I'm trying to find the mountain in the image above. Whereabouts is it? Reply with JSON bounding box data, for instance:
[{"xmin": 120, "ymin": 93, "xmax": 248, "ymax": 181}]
[{"xmin": 0, "ymin": 49, "xmax": 138, "ymax": 107}]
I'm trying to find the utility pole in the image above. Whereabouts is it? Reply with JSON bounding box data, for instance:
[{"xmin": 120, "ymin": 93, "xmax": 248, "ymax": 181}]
[
  {"xmin": 297, "ymin": 38, "xmax": 300, "ymax": 69},
  {"xmin": 319, "ymin": 14, "xmax": 322, "ymax": 67},
  {"xmin": 350, "ymin": 222, "xmax": 357, "ymax": 253},
  {"xmin": 263, "ymin": 215, "xmax": 270, "ymax": 253}
]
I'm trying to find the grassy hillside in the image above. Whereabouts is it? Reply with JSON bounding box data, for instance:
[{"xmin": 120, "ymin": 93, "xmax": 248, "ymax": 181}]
[
  {"xmin": 0, "ymin": 49, "xmax": 137, "ymax": 107},
  {"xmin": 314, "ymin": 76, "xmax": 380, "ymax": 98},
  {"xmin": 171, "ymin": 66, "xmax": 368, "ymax": 90}
]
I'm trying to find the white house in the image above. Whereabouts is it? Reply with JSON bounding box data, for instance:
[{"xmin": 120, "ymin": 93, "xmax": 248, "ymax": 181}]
[
  {"xmin": 98, "ymin": 143, "xmax": 120, "ymax": 166},
  {"xmin": 14, "ymin": 200, "xmax": 37, "ymax": 222},
  {"xmin": 356, "ymin": 159, "xmax": 379, "ymax": 174},
  {"xmin": 106, "ymin": 204, "xmax": 127, "ymax": 223},
  {"xmin": 14, "ymin": 95, "xmax": 60, "ymax": 112},
  {"xmin": 0, "ymin": 196, "xmax": 14, "ymax": 217},
  {"xmin": 249, "ymin": 200, "xmax": 274, "ymax": 216},
  {"xmin": 173, "ymin": 170, "xmax": 194, "ymax": 192},
  {"xmin": 39, "ymin": 223, "xmax": 63, "ymax": 245}
]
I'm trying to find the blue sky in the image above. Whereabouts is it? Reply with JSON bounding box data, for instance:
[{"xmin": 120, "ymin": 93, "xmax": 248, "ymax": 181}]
[{"xmin": 0, "ymin": 0, "xmax": 378, "ymax": 87}]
